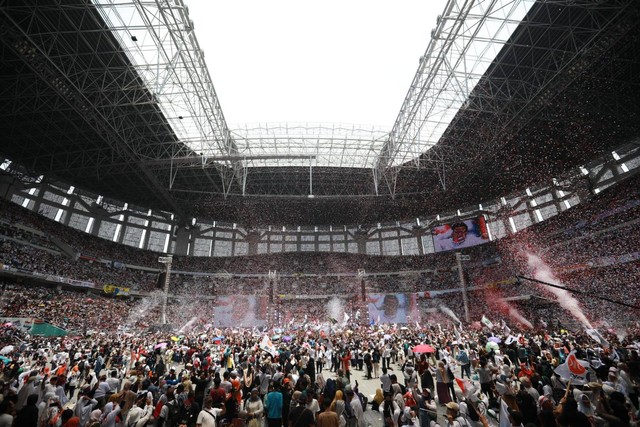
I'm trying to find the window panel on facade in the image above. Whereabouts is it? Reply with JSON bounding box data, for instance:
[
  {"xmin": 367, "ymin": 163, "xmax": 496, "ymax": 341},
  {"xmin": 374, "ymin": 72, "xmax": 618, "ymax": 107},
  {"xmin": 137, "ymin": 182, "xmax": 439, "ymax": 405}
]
[
  {"xmin": 382, "ymin": 239, "xmax": 399, "ymax": 255},
  {"xmin": 234, "ymin": 242, "xmax": 248, "ymax": 256},
  {"xmin": 366, "ymin": 241, "xmax": 380, "ymax": 255},
  {"xmin": 401, "ymin": 237, "xmax": 419, "ymax": 255},
  {"xmin": 148, "ymin": 231, "xmax": 169, "ymax": 253},
  {"xmin": 68, "ymin": 213, "xmax": 90, "ymax": 233},
  {"xmin": 213, "ymin": 240, "xmax": 232, "ymax": 257}
]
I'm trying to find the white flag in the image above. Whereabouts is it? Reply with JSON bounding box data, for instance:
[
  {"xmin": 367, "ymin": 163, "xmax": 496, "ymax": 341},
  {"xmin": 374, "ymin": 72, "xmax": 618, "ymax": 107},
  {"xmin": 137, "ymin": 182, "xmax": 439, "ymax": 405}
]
[
  {"xmin": 554, "ymin": 351, "xmax": 590, "ymax": 384},
  {"xmin": 342, "ymin": 312, "xmax": 350, "ymax": 326},
  {"xmin": 585, "ymin": 328, "xmax": 609, "ymax": 348},
  {"xmin": 481, "ymin": 315, "xmax": 494, "ymax": 329},
  {"xmin": 502, "ymin": 320, "xmax": 511, "ymax": 336},
  {"xmin": 259, "ymin": 335, "xmax": 277, "ymax": 357}
]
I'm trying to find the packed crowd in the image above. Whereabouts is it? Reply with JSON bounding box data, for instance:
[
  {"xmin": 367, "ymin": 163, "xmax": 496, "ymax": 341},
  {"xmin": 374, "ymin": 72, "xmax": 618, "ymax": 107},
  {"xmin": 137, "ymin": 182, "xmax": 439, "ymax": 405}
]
[
  {"xmin": 0, "ymin": 157, "xmax": 638, "ymax": 427},
  {"xmin": 0, "ymin": 310, "xmax": 639, "ymax": 427}
]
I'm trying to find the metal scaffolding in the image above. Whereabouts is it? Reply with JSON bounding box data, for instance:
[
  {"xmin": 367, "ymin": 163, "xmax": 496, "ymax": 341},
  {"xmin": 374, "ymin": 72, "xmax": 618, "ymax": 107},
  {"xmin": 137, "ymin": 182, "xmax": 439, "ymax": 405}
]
[
  {"xmin": 375, "ymin": 0, "xmax": 636, "ymax": 197},
  {"xmin": 91, "ymin": 0, "xmax": 242, "ymax": 196},
  {"xmin": 0, "ymin": 0, "xmax": 637, "ymax": 225}
]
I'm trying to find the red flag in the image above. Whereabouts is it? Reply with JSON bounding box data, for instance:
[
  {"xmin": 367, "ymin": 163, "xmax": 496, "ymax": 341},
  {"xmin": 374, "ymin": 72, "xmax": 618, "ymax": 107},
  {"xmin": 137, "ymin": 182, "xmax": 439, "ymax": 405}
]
[{"xmin": 455, "ymin": 377, "xmax": 475, "ymax": 399}]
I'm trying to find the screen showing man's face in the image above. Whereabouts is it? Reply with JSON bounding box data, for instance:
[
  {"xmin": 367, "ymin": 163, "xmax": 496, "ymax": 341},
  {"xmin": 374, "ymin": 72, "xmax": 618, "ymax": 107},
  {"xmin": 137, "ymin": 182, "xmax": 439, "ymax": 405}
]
[
  {"xmin": 383, "ymin": 295, "xmax": 400, "ymax": 316},
  {"xmin": 452, "ymin": 226, "xmax": 467, "ymax": 244}
]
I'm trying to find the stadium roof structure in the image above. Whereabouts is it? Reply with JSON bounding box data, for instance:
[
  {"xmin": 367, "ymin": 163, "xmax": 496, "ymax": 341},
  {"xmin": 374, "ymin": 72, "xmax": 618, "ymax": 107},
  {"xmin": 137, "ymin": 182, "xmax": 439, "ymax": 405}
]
[{"xmin": 0, "ymin": 0, "xmax": 639, "ymax": 226}]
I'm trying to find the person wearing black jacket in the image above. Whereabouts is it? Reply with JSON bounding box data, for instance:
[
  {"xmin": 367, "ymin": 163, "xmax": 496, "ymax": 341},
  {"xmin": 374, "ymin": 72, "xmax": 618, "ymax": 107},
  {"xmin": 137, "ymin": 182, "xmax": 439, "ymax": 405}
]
[{"xmin": 14, "ymin": 393, "xmax": 38, "ymax": 427}]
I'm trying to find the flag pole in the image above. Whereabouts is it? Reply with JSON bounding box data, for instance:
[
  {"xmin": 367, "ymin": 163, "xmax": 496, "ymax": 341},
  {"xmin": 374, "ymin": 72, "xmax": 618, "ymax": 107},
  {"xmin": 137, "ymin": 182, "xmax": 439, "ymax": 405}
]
[{"xmin": 516, "ymin": 275, "xmax": 640, "ymax": 310}]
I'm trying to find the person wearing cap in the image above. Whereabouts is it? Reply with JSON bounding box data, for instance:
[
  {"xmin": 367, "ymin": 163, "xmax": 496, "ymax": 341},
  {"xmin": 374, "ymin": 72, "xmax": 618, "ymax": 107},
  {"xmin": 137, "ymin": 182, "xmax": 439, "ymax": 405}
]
[
  {"xmin": 443, "ymin": 402, "xmax": 469, "ymax": 427},
  {"xmin": 288, "ymin": 391, "xmax": 314, "ymax": 427}
]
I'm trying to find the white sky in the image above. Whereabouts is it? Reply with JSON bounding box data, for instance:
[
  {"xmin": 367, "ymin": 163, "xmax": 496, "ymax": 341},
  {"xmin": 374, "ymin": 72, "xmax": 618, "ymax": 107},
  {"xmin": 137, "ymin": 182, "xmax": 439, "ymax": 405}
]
[{"xmin": 185, "ymin": 0, "xmax": 448, "ymax": 128}]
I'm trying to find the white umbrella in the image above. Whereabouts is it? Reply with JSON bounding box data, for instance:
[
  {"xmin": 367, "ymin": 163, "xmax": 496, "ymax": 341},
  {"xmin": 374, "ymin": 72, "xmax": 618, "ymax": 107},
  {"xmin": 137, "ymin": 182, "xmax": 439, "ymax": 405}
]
[{"xmin": 0, "ymin": 345, "xmax": 15, "ymax": 355}]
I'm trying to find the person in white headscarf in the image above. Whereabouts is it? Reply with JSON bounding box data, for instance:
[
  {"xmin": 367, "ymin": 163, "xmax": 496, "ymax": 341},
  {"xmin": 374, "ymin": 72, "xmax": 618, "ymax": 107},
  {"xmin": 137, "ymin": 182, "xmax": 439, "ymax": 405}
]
[
  {"xmin": 577, "ymin": 393, "xmax": 595, "ymax": 418},
  {"xmin": 99, "ymin": 402, "xmax": 120, "ymax": 427},
  {"xmin": 74, "ymin": 386, "xmax": 98, "ymax": 427},
  {"xmin": 38, "ymin": 393, "xmax": 62, "ymax": 427},
  {"xmin": 125, "ymin": 395, "xmax": 155, "ymax": 427},
  {"xmin": 89, "ymin": 408, "xmax": 102, "ymax": 425},
  {"xmin": 15, "ymin": 371, "xmax": 39, "ymax": 411}
]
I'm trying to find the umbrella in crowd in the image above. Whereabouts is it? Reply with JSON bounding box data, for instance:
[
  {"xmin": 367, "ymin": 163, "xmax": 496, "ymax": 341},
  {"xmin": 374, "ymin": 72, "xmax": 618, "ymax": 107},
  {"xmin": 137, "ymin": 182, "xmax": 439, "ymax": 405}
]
[
  {"xmin": 0, "ymin": 345, "xmax": 14, "ymax": 355},
  {"xmin": 413, "ymin": 344, "xmax": 435, "ymax": 354},
  {"xmin": 486, "ymin": 341, "xmax": 500, "ymax": 352}
]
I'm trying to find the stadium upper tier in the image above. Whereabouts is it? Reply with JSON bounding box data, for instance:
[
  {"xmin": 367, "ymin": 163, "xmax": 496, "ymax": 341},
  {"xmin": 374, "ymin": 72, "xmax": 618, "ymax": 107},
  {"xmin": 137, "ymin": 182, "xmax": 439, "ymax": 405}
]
[{"xmin": 0, "ymin": 0, "xmax": 639, "ymax": 225}]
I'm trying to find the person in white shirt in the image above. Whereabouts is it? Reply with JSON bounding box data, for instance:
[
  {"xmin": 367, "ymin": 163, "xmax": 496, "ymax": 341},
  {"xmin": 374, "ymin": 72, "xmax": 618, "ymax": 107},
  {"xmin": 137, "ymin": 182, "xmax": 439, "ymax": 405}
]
[
  {"xmin": 197, "ymin": 395, "xmax": 225, "ymax": 427},
  {"xmin": 106, "ymin": 370, "xmax": 121, "ymax": 394},
  {"xmin": 126, "ymin": 395, "xmax": 155, "ymax": 427},
  {"xmin": 380, "ymin": 368, "xmax": 393, "ymax": 394},
  {"xmin": 379, "ymin": 391, "xmax": 401, "ymax": 427},
  {"xmin": 347, "ymin": 389, "xmax": 365, "ymax": 427},
  {"xmin": 304, "ymin": 390, "xmax": 321, "ymax": 420}
]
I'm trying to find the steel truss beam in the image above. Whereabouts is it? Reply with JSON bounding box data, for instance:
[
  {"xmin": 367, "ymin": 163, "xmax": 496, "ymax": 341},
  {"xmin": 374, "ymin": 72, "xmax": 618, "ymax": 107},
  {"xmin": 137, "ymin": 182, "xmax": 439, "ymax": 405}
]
[
  {"xmin": 92, "ymin": 0, "xmax": 243, "ymax": 197},
  {"xmin": 0, "ymin": 4, "xmax": 188, "ymax": 213},
  {"xmin": 447, "ymin": 0, "xmax": 639, "ymax": 188},
  {"xmin": 376, "ymin": 0, "xmax": 537, "ymax": 196},
  {"xmin": 375, "ymin": 0, "xmax": 635, "ymax": 197}
]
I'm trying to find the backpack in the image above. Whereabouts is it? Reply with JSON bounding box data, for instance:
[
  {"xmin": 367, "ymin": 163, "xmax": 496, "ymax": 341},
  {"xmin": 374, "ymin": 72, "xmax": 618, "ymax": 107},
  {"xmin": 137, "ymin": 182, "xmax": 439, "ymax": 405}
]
[
  {"xmin": 153, "ymin": 400, "xmax": 164, "ymax": 419},
  {"xmin": 165, "ymin": 400, "xmax": 184, "ymax": 427},
  {"xmin": 364, "ymin": 353, "xmax": 371, "ymax": 364}
]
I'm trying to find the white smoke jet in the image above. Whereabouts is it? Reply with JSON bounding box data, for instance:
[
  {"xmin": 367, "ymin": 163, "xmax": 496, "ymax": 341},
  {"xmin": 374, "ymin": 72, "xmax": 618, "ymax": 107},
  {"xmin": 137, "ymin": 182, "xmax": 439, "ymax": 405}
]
[
  {"xmin": 125, "ymin": 291, "xmax": 164, "ymax": 328},
  {"xmin": 327, "ymin": 297, "xmax": 344, "ymax": 324},
  {"xmin": 178, "ymin": 316, "xmax": 198, "ymax": 333},
  {"xmin": 439, "ymin": 305, "xmax": 462, "ymax": 326},
  {"xmin": 497, "ymin": 299, "xmax": 534, "ymax": 328},
  {"xmin": 526, "ymin": 251, "xmax": 593, "ymax": 329}
]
